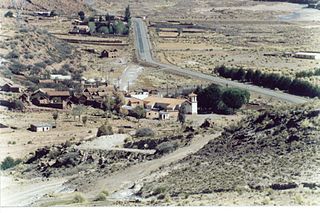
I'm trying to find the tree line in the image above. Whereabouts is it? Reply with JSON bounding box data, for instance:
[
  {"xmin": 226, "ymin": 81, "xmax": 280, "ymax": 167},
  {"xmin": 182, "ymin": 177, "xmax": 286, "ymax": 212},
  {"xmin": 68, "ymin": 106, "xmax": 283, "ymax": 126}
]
[
  {"xmin": 215, "ymin": 65, "xmax": 320, "ymax": 98},
  {"xmin": 295, "ymin": 68, "xmax": 320, "ymax": 78}
]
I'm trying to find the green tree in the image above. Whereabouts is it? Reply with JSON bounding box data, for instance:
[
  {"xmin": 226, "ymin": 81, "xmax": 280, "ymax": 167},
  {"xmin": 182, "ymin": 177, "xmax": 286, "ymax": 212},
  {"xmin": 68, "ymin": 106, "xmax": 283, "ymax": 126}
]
[
  {"xmin": 217, "ymin": 101, "xmax": 234, "ymax": 115},
  {"xmin": 178, "ymin": 104, "xmax": 187, "ymax": 125},
  {"xmin": 72, "ymin": 105, "xmax": 84, "ymax": 121},
  {"xmin": 88, "ymin": 22, "xmax": 96, "ymax": 34},
  {"xmin": 132, "ymin": 106, "xmax": 146, "ymax": 119},
  {"xmin": 97, "ymin": 26, "xmax": 109, "ymax": 34},
  {"xmin": 124, "ymin": 5, "xmax": 131, "ymax": 22},
  {"xmin": 105, "ymin": 13, "xmax": 111, "ymax": 22},
  {"xmin": 277, "ymin": 76, "xmax": 292, "ymax": 91},
  {"xmin": 197, "ymin": 84, "xmax": 222, "ymax": 112},
  {"xmin": 10, "ymin": 100, "xmax": 25, "ymax": 111},
  {"xmin": 233, "ymin": 67, "xmax": 246, "ymax": 81},
  {"xmin": 245, "ymin": 69, "xmax": 254, "ymax": 82},
  {"xmin": 103, "ymin": 95, "xmax": 115, "ymax": 112},
  {"xmin": 222, "ymin": 88, "xmax": 249, "ymax": 109},
  {"xmin": 109, "ymin": 25, "xmax": 114, "ymax": 34},
  {"xmin": 114, "ymin": 21, "xmax": 126, "ymax": 34},
  {"xmin": 52, "ymin": 111, "xmax": 59, "ymax": 126},
  {"xmin": 113, "ymin": 92, "xmax": 125, "ymax": 113},
  {"xmin": 252, "ymin": 70, "xmax": 262, "ymax": 85},
  {"xmin": 82, "ymin": 116, "xmax": 88, "ymax": 126},
  {"xmin": 78, "ymin": 11, "xmax": 85, "ymax": 21}
]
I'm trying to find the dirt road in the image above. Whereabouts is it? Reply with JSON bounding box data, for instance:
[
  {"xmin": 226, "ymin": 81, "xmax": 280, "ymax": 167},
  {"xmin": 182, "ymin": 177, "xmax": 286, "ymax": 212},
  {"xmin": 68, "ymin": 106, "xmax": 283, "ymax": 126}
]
[
  {"xmin": 87, "ymin": 133, "xmax": 220, "ymax": 198},
  {"xmin": 1, "ymin": 176, "xmax": 67, "ymax": 206}
]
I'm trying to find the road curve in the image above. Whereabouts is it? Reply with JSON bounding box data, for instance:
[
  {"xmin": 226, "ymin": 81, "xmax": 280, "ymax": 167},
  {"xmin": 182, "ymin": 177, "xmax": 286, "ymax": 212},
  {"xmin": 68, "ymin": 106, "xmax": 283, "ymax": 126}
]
[{"xmin": 132, "ymin": 18, "xmax": 308, "ymax": 104}]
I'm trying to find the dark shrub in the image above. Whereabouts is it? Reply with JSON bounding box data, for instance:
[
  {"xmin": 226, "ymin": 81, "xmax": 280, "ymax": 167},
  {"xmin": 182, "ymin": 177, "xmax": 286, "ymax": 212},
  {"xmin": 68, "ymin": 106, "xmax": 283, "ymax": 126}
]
[
  {"xmin": 135, "ymin": 128, "xmax": 155, "ymax": 137},
  {"xmin": 4, "ymin": 11, "xmax": 13, "ymax": 18},
  {"xmin": 97, "ymin": 124, "xmax": 113, "ymax": 137},
  {"xmin": 6, "ymin": 51, "xmax": 20, "ymax": 59},
  {"xmin": 131, "ymin": 106, "xmax": 146, "ymax": 119},
  {"xmin": 1, "ymin": 156, "xmax": 22, "ymax": 170},
  {"xmin": 156, "ymin": 141, "xmax": 178, "ymax": 154}
]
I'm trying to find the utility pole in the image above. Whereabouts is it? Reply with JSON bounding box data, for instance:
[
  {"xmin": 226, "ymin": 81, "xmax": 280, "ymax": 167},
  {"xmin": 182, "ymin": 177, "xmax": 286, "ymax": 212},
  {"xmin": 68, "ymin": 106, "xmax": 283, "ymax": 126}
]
[
  {"xmin": 166, "ymin": 81, "xmax": 168, "ymax": 97},
  {"xmin": 127, "ymin": 81, "xmax": 130, "ymax": 92}
]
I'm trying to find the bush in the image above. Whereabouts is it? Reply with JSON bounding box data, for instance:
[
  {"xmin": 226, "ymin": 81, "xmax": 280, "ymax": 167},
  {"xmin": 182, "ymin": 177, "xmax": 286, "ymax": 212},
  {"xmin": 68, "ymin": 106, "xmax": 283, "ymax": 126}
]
[
  {"xmin": 135, "ymin": 128, "xmax": 155, "ymax": 137},
  {"xmin": 72, "ymin": 193, "xmax": 86, "ymax": 203},
  {"xmin": 153, "ymin": 186, "xmax": 167, "ymax": 195},
  {"xmin": 131, "ymin": 106, "xmax": 146, "ymax": 119},
  {"xmin": 6, "ymin": 51, "xmax": 20, "ymax": 59},
  {"xmin": 10, "ymin": 100, "xmax": 25, "ymax": 111},
  {"xmin": 1, "ymin": 156, "xmax": 22, "ymax": 170},
  {"xmin": 4, "ymin": 11, "xmax": 13, "ymax": 18},
  {"xmin": 94, "ymin": 193, "xmax": 107, "ymax": 201},
  {"xmin": 97, "ymin": 124, "xmax": 113, "ymax": 137},
  {"xmin": 156, "ymin": 141, "xmax": 178, "ymax": 153}
]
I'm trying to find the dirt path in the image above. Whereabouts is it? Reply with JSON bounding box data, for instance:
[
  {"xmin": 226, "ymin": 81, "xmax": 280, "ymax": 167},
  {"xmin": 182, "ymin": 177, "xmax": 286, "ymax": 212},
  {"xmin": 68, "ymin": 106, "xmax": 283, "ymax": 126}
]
[
  {"xmin": 119, "ymin": 65, "xmax": 144, "ymax": 91},
  {"xmin": 87, "ymin": 133, "xmax": 220, "ymax": 197},
  {"xmin": 1, "ymin": 176, "xmax": 67, "ymax": 207}
]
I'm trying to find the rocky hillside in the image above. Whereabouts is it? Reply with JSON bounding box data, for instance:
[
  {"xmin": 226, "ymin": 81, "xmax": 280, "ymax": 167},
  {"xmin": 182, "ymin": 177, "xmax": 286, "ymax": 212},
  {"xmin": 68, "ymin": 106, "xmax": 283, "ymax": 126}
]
[
  {"xmin": 139, "ymin": 102, "xmax": 320, "ymax": 205},
  {"xmin": 1, "ymin": 25, "xmax": 86, "ymax": 86},
  {"xmin": 0, "ymin": 0, "xmax": 90, "ymax": 15}
]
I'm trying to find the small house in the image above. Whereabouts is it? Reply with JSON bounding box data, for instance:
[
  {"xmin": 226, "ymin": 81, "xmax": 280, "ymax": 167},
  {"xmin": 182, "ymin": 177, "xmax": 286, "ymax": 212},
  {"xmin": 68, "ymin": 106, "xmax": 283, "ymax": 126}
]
[
  {"xmin": 50, "ymin": 74, "xmax": 72, "ymax": 81},
  {"xmin": 30, "ymin": 123, "xmax": 52, "ymax": 132},
  {"xmin": 293, "ymin": 52, "xmax": 320, "ymax": 60},
  {"xmin": 145, "ymin": 109, "xmax": 160, "ymax": 120},
  {"xmin": 100, "ymin": 49, "xmax": 119, "ymax": 58},
  {"xmin": 126, "ymin": 97, "xmax": 145, "ymax": 108},
  {"xmin": 70, "ymin": 25, "xmax": 90, "ymax": 34},
  {"xmin": 1, "ymin": 83, "xmax": 22, "ymax": 93}
]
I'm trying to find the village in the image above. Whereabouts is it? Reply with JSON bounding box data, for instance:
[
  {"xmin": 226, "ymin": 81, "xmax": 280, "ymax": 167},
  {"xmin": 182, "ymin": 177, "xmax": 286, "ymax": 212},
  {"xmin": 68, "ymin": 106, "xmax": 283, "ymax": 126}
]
[
  {"xmin": 1, "ymin": 0, "xmax": 320, "ymax": 208},
  {"xmin": 1, "ymin": 77, "xmax": 200, "ymax": 132}
]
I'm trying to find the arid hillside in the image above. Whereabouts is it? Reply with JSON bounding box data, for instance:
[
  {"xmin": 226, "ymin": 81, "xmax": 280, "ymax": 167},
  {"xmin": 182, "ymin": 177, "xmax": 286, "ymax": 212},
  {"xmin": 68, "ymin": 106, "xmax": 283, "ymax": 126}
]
[
  {"xmin": 0, "ymin": 0, "xmax": 90, "ymax": 15},
  {"xmin": 138, "ymin": 102, "xmax": 320, "ymax": 205},
  {"xmin": 0, "ymin": 23, "xmax": 84, "ymax": 88}
]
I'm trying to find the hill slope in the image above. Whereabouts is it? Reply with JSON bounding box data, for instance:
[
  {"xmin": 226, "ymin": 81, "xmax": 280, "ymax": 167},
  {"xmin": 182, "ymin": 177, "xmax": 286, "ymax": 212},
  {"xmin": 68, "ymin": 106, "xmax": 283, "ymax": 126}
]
[
  {"xmin": 139, "ymin": 102, "xmax": 320, "ymax": 205},
  {"xmin": 0, "ymin": 0, "xmax": 90, "ymax": 15}
]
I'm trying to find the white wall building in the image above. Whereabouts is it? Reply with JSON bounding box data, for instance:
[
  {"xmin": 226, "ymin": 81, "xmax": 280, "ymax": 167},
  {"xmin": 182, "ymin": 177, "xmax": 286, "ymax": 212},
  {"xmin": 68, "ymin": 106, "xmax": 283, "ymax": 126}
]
[{"xmin": 294, "ymin": 52, "xmax": 320, "ymax": 60}]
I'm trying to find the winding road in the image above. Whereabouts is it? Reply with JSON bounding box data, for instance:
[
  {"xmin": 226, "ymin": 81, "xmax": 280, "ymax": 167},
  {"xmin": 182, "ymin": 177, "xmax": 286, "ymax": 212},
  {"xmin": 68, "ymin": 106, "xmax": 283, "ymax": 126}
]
[{"xmin": 132, "ymin": 18, "xmax": 308, "ymax": 104}]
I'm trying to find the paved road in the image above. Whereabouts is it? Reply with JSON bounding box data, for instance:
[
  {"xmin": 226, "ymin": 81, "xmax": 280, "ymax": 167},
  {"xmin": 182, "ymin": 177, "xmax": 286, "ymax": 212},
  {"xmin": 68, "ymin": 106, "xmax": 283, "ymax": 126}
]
[{"xmin": 132, "ymin": 18, "xmax": 308, "ymax": 104}]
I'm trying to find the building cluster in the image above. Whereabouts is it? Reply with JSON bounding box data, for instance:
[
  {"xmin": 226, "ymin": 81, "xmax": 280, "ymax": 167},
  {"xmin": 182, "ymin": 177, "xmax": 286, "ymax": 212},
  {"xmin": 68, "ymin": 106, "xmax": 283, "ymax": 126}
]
[
  {"xmin": 123, "ymin": 89, "xmax": 198, "ymax": 120},
  {"xmin": 17, "ymin": 84, "xmax": 116, "ymax": 110},
  {"xmin": 264, "ymin": 51, "xmax": 320, "ymax": 60}
]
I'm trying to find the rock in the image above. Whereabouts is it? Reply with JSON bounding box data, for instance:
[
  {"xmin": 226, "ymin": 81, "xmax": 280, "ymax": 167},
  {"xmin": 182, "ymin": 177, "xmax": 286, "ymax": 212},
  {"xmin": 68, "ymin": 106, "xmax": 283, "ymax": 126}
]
[
  {"xmin": 286, "ymin": 119, "xmax": 297, "ymax": 128},
  {"xmin": 307, "ymin": 109, "xmax": 320, "ymax": 118},
  {"xmin": 287, "ymin": 135, "xmax": 300, "ymax": 143}
]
